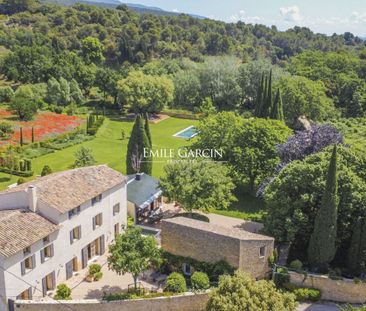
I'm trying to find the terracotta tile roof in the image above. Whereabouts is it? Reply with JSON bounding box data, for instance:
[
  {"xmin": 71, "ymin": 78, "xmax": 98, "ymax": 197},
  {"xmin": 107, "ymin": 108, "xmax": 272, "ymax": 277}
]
[
  {"xmin": 162, "ymin": 217, "xmax": 274, "ymax": 241},
  {"xmin": 0, "ymin": 209, "xmax": 59, "ymax": 258},
  {"xmin": 2, "ymin": 165, "xmax": 127, "ymax": 214}
]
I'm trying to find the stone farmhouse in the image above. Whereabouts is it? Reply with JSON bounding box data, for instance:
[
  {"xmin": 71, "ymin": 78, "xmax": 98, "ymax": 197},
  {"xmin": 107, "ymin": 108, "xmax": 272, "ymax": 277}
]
[
  {"xmin": 0, "ymin": 165, "xmax": 127, "ymax": 311},
  {"xmin": 161, "ymin": 217, "xmax": 274, "ymax": 279}
]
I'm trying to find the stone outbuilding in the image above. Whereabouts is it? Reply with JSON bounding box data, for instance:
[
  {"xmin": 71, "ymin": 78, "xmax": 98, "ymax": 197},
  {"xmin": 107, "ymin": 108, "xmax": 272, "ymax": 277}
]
[{"xmin": 161, "ymin": 217, "xmax": 274, "ymax": 279}]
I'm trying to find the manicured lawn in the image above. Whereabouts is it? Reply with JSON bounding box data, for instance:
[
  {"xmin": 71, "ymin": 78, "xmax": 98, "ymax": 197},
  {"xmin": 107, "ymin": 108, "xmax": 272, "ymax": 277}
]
[
  {"xmin": 210, "ymin": 189, "xmax": 265, "ymax": 222},
  {"xmin": 0, "ymin": 117, "xmax": 198, "ymax": 189}
]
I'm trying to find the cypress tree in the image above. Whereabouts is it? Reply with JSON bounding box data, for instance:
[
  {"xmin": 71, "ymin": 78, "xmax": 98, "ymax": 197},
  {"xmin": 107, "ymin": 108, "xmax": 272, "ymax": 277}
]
[
  {"xmin": 20, "ymin": 127, "xmax": 23, "ymax": 146},
  {"xmin": 126, "ymin": 114, "xmax": 152, "ymax": 175},
  {"xmin": 347, "ymin": 217, "xmax": 363, "ymax": 275},
  {"xmin": 261, "ymin": 69, "xmax": 273, "ymax": 118},
  {"xmin": 270, "ymin": 89, "xmax": 284, "ymax": 121},
  {"xmin": 307, "ymin": 145, "xmax": 338, "ymax": 270},
  {"xmin": 31, "ymin": 127, "xmax": 35, "ymax": 143},
  {"xmin": 255, "ymin": 73, "xmax": 265, "ymax": 117},
  {"xmin": 144, "ymin": 113, "xmax": 152, "ymax": 146}
]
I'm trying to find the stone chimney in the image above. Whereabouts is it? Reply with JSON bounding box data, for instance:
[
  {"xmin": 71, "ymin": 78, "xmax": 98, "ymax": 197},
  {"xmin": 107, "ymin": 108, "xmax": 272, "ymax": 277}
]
[{"xmin": 28, "ymin": 186, "xmax": 37, "ymax": 212}]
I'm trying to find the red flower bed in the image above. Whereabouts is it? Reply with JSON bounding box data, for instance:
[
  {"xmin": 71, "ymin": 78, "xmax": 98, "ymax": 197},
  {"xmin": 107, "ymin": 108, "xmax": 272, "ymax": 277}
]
[{"xmin": 0, "ymin": 110, "xmax": 85, "ymax": 146}]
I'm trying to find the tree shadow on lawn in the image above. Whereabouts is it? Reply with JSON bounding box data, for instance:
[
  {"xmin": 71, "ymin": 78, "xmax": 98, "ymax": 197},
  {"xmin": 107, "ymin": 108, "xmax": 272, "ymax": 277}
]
[{"xmin": 85, "ymin": 285, "xmax": 125, "ymax": 299}]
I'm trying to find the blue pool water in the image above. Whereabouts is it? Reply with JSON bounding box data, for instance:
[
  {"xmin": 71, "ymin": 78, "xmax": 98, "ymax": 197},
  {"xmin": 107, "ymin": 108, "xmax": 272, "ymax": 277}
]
[{"xmin": 173, "ymin": 126, "xmax": 198, "ymax": 139}]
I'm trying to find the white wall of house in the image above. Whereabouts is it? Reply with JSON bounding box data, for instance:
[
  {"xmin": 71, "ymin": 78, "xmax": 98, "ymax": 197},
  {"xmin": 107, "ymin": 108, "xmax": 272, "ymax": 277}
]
[
  {"xmin": 0, "ymin": 191, "xmax": 28, "ymax": 210},
  {"xmin": 0, "ymin": 181, "xmax": 127, "ymax": 311}
]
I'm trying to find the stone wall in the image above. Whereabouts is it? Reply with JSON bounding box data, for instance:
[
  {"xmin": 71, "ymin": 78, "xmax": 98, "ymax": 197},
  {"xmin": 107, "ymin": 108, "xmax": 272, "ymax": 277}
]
[
  {"xmin": 13, "ymin": 292, "xmax": 209, "ymax": 311},
  {"xmin": 239, "ymin": 240, "xmax": 273, "ymax": 279},
  {"xmin": 161, "ymin": 220, "xmax": 273, "ymax": 279},
  {"xmin": 289, "ymin": 271, "xmax": 366, "ymax": 303},
  {"xmin": 161, "ymin": 220, "xmax": 241, "ymax": 269}
]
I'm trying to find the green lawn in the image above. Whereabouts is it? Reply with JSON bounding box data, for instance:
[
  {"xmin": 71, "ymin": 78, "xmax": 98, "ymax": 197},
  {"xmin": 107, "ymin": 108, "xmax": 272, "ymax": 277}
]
[{"xmin": 0, "ymin": 117, "xmax": 198, "ymax": 189}]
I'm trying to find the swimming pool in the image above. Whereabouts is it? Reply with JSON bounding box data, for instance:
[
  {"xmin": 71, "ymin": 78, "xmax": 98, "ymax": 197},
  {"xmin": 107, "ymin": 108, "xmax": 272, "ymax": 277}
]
[{"xmin": 173, "ymin": 126, "xmax": 198, "ymax": 139}]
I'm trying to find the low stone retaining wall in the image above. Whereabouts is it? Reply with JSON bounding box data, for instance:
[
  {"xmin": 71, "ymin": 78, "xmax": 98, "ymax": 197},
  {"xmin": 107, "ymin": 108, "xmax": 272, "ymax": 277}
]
[
  {"xmin": 289, "ymin": 271, "xmax": 366, "ymax": 303},
  {"xmin": 13, "ymin": 292, "xmax": 209, "ymax": 311}
]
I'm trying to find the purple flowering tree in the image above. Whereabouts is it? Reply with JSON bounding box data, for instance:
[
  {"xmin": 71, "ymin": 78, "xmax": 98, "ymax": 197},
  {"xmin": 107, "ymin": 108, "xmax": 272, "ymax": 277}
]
[{"xmin": 257, "ymin": 124, "xmax": 344, "ymax": 197}]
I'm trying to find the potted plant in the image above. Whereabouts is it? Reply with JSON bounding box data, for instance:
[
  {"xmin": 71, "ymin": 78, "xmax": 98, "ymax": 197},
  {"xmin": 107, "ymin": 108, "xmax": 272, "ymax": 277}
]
[{"xmin": 86, "ymin": 263, "xmax": 102, "ymax": 282}]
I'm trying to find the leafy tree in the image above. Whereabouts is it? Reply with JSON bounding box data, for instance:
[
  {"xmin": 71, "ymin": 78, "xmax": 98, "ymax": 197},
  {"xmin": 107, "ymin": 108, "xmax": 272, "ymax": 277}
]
[
  {"xmin": 307, "ymin": 145, "xmax": 338, "ymax": 269},
  {"xmin": 117, "ymin": 71, "xmax": 174, "ymax": 113},
  {"xmin": 108, "ymin": 226, "xmax": 161, "ymax": 290},
  {"xmin": 206, "ymin": 271, "xmax": 297, "ymax": 311},
  {"xmin": 232, "ymin": 118, "xmax": 291, "ymax": 192},
  {"xmin": 95, "ymin": 67, "xmax": 119, "ymax": 100},
  {"xmin": 9, "ymin": 85, "xmax": 38, "ymax": 120},
  {"xmin": 277, "ymin": 76, "xmax": 338, "ymax": 126},
  {"xmin": 126, "ymin": 114, "xmax": 152, "ymax": 174},
  {"xmin": 73, "ymin": 147, "xmax": 96, "ymax": 168},
  {"xmin": 172, "ymin": 70, "xmax": 201, "ymax": 110},
  {"xmin": 81, "ymin": 36, "xmax": 105, "ymax": 64},
  {"xmin": 41, "ymin": 165, "xmax": 53, "ymax": 176},
  {"xmin": 194, "ymin": 112, "xmax": 243, "ymax": 162},
  {"xmin": 69, "ymin": 79, "xmax": 84, "ymax": 105},
  {"xmin": 160, "ymin": 159, "xmax": 236, "ymax": 213}
]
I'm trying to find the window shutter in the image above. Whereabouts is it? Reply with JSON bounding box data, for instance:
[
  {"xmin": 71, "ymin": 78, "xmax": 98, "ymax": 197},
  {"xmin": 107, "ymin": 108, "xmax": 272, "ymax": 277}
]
[
  {"xmin": 92, "ymin": 217, "xmax": 96, "ymax": 230},
  {"xmin": 81, "ymin": 247, "xmax": 88, "ymax": 269},
  {"xmin": 42, "ymin": 277, "xmax": 47, "ymax": 296},
  {"xmin": 50, "ymin": 244, "xmax": 54, "ymax": 257},
  {"xmin": 100, "ymin": 214, "xmax": 103, "ymax": 226},
  {"xmin": 32, "ymin": 255, "xmax": 36, "ymax": 268},
  {"xmin": 100, "ymin": 235, "xmax": 105, "ymax": 255},
  {"xmin": 70, "ymin": 230, "xmax": 74, "ymax": 244},
  {"xmin": 21, "ymin": 261, "xmax": 26, "ymax": 276},
  {"xmin": 51, "ymin": 271, "xmax": 56, "ymax": 290},
  {"xmin": 40, "ymin": 249, "xmax": 45, "ymax": 263},
  {"xmin": 78, "ymin": 226, "xmax": 82, "ymax": 239},
  {"xmin": 28, "ymin": 287, "xmax": 33, "ymax": 300}
]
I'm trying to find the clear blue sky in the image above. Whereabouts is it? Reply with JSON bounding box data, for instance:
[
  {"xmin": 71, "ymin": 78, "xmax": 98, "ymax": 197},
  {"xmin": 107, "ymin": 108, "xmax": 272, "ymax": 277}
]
[{"xmin": 124, "ymin": 0, "xmax": 366, "ymax": 36}]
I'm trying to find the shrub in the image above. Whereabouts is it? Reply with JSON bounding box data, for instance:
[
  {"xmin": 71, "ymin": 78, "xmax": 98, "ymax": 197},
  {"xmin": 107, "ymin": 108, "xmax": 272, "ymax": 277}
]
[
  {"xmin": 273, "ymin": 267, "xmax": 290, "ymax": 288},
  {"xmin": 207, "ymin": 271, "xmax": 297, "ymax": 311},
  {"xmin": 41, "ymin": 165, "xmax": 52, "ymax": 176},
  {"xmin": 17, "ymin": 178, "xmax": 25, "ymax": 185},
  {"xmin": 340, "ymin": 305, "xmax": 366, "ymax": 311},
  {"xmin": 191, "ymin": 272, "xmax": 210, "ymax": 290},
  {"xmin": 89, "ymin": 264, "xmax": 102, "ymax": 276},
  {"xmin": 164, "ymin": 272, "xmax": 187, "ymax": 293},
  {"xmin": 54, "ymin": 284, "xmax": 71, "ymax": 300},
  {"xmin": 94, "ymin": 271, "xmax": 103, "ymax": 281},
  {"xmin": 289, "ymin": 260, "xmax": 303, "ymax": 270},
  {"xmin": 292, "ymin": 287, "xmax": 321, "ymax": 302},
  {"xmin": 0, "ymin": 86, "xmax": 14, "ymax": 102},
  {"xmin": 0, "ymin": 122, "xmax": 13, "ymax": 139}
]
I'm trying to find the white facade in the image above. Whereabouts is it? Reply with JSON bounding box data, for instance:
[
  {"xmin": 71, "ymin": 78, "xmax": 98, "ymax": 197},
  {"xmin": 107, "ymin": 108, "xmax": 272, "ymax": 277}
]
[{"xmin": 0, "ymin": 177, "xmax": 127, "ymax": 311}]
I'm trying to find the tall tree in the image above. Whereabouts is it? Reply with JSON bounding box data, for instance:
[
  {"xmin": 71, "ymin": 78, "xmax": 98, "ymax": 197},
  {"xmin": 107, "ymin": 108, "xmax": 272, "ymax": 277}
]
[
  {"xmin": 108, "ymin": 226, "xmax": 161, "ymax": 290},
  {"xmin": 270, "ymin": 89, "xmax": 284, "ymax": 121},
  {"xmin": 263, "ymin": 69, "xmax": 273, "ymax": 117},
  {"xmin": 144, "ymin": 113, "xmax": 152, "ymax": 146},
  {"xmin": 254, "ymin": 73, "xmax": 265, "ymax": 117},
  {"xmin": 9, "ymin": 85, "xmax": 38, "ymax": 120},
  {"xmin": 126, "ymin": 114, "xmax": 152, "ymax": 174},
  {"xmin": 307, "ymin": 145, "xmax": 338, "ymax": 269}
]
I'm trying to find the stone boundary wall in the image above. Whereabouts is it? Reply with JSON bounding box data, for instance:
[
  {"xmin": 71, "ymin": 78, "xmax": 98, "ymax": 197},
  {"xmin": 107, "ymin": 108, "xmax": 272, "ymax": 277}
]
[
  {"xmin": 289, "ymin": 271, "xmax": 366, "ymax": 303},
  {"xmin": 13, "ymin": 292, "xmax": 209, "ymax": 311}
]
